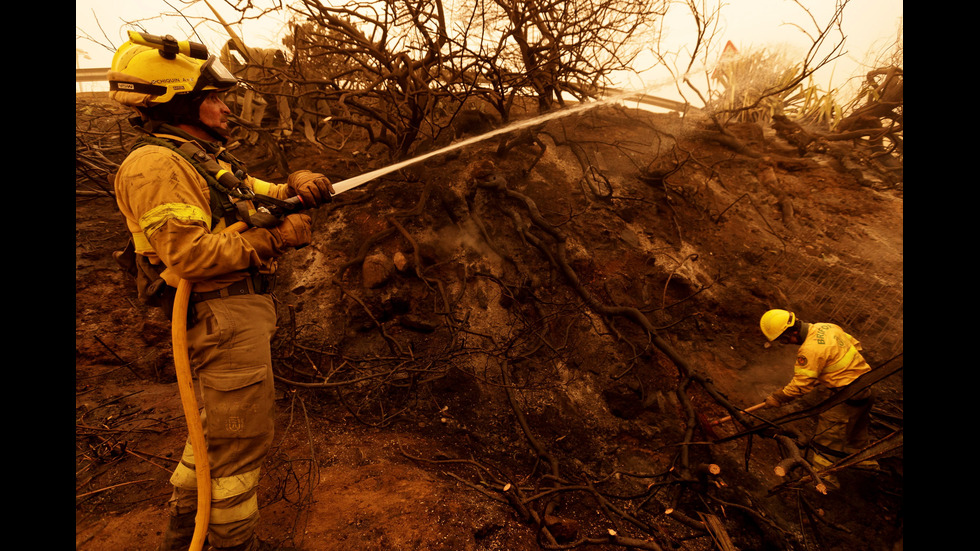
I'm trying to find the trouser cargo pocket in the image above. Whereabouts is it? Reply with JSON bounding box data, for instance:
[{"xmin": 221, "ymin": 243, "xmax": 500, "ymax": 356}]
[{"xmin": 199, "ymin": 363, "xmax": 275, "ymax": 441}]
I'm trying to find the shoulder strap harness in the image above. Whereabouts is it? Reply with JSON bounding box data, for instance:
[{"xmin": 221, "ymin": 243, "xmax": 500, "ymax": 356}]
[{"xmin": 131, "ymin": 132, "xmax": 251, "ymax": 229}]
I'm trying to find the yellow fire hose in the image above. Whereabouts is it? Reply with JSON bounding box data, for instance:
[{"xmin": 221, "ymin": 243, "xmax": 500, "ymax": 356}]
[{"xmin": 171, "ymin": 220, "xmax": 249, "ymax": 551}]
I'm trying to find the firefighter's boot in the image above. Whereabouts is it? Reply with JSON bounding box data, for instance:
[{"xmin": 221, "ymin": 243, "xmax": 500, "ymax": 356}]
[
  {"xmin": 207, "ymin": 535, "xmax": 301, "ymax": 551},
  {"xmin": 158, "ymin": 511, "xmax": 201, "ymax": 551}
]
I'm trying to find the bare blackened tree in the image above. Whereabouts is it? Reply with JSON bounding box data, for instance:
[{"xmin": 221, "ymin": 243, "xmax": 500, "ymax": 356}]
[
  {"xmin": 285, "ymin": 0, "xmax": 452, "ymax": 158},
  {"xmin": 456, "ymin": 0, "xmax": 668, "ymax": 115},
  {"xmin": 228, "ymin": 0, "xmax": 667, "ymax": 159},
  {"xmin": 537, "ymin": 0, "xmax": 665, "ymax": 109}
]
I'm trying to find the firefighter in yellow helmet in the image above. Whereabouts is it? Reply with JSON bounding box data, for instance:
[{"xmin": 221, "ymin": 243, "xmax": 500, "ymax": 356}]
[
  {"xmin": 109, "ymin": 31, "xmax": 332, "ymax": 551},
  {"xmin": 759, "ymin": 309, "xmax": 878, "ymax": 484}
]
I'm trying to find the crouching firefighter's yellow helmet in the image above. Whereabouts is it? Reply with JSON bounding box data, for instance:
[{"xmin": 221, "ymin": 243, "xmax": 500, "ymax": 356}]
[
  {"xmin": 760, "ymin": 309, "xmax": 796, "ymax": 342},
  {"xmin": 107, "ymin": 30, "xmax": 238, "ymax": 108}
]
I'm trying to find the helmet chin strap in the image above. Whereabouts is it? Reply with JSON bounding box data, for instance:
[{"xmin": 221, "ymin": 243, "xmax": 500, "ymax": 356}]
[{"xmin": 193, "ymin": 121, "xmax": 230, "ymax": 144}]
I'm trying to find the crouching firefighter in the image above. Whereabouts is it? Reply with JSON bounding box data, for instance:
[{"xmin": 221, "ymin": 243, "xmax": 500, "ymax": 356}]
[
  {"xmin": 759, "ymin": 309, "xmax": 880, "ymax": 487},
  {"xmin": 108, "ymin": 31, "xmax": 334, "ymax": 551}
]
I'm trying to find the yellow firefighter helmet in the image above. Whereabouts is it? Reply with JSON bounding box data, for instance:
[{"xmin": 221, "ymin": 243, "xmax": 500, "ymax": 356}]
[
  {"xmin": 107, "ymin": 30, "xmax": 237, "ymax": 108},
  {"xmin": 760, "ymin": 309, "xmax": 796, "ymax": 342}
]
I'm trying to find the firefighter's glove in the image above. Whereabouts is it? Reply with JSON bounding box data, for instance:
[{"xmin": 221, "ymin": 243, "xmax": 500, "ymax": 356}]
[
  {"xmin": 287, "ymin": 170, "xmax": 334, "ymax": 207},
  {"xmin": 765, "ymin": 391, "xmax": 790, "ymax": 408},
  {"xmin": 271, "ymin": 213, "xmax": 313, "ymax": 250}
]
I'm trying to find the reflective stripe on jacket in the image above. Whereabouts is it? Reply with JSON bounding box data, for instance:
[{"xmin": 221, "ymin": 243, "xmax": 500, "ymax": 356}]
[
  {"xmin": 114, "ymin": 133, "xmax": 289, "ymax": 292},
  {"xmin": 780, "ymin": 322, "xmax": 871, "ymax": 399}
]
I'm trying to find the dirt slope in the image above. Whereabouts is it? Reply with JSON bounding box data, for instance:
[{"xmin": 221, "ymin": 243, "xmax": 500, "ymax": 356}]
[{"xmin": 76, "ymin": 96, "xmax": 903, "ymax": 551}]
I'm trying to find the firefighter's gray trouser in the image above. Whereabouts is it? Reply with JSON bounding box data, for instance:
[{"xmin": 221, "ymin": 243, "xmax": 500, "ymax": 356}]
[
  {"xmin": 811, "ymin": 387, "xmax": 875, "ymax": 467},
  {"xmin": 165, "ymin": 294, "xmax": 277, "ymax": 549}
]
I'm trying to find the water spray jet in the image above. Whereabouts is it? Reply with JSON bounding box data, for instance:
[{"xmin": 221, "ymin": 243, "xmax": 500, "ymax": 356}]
[
  {"xmin": 325, "ymin": 76, "xmax": 696, "ymax": 197},
  {"xmin": 327, "ymin": 96, "xmax": 620, "ymax": 196}
]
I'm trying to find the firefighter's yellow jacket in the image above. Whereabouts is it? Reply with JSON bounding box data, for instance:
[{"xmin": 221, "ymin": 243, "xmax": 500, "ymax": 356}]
[
  {"xmin": 115, "ymin": 131, "xmax": 291, "ymax": 293},
  {"xmin": 771, "ymin": 322, "xmax": 871, "ymax": 403}
]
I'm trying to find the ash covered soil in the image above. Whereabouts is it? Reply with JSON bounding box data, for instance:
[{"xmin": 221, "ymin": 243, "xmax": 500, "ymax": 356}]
[{"xmin": 76, "ymin": 95, "xmax": 903, "ymax": 551}]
